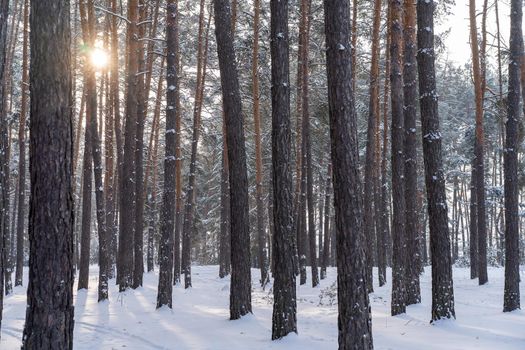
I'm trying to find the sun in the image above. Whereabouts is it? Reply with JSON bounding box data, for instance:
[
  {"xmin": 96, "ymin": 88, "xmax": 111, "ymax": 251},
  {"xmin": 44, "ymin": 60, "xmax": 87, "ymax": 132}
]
[{"xmin": 90, "ymin": 48, "xmax": 109, "ymax": 70}]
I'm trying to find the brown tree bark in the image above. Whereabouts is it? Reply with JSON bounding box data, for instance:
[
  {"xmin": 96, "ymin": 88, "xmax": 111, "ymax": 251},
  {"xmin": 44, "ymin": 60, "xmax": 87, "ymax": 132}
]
[
  {"xmin": 22, "ymin": 0, "xmax": 74, "ymax": 346},
  {"xmin": 469, "ymin": 0, "xmax": 488, "ymax": 286},
  {"xmin": 214, "ymin": 0, "xmax": 252, "ymax": 320}
]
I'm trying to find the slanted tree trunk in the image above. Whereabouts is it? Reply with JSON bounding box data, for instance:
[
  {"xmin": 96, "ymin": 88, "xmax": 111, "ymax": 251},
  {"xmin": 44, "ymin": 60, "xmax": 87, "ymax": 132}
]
[
  {"xmin": 22, "ymin": 0, "xmax": 74, "ymax": 346},
  {"xmin": 389, "ymin": 0, "xmax": 407, "ymax": 317},
  {"xmin": 270, "ymin": 0, "xmax": 297, "ymax": 338},
  {"xmin": 15, "ymin": 0, "xmax": 29, "ymax": 288},
  {"xmin": 363, "ymin": 0, "xmax": 382, "ymax": 294},
  {"xmin": 503, "ymin": 0, "xmax": 522, "ymax": 313},
  {"xmin": 469, "ymin": 0, "xmax": 488, "ymax": 286},
  {"xmin": 323, "ymin": 0, "xmax": 373, "ymax": 348},
  {"xmin": 214, "ymin": 0, "xmax": 252, "ymax": 320},
  {"xmin": 416, "ymin": 0, "xmax": 455, "ymax": 322},
  {"xmin": 403, "ymin": 0, "xmax": 421, "ymax": 306},
  {"xmin": 156, "ymin": 0, "xmax": 178, "ymax": 308}
]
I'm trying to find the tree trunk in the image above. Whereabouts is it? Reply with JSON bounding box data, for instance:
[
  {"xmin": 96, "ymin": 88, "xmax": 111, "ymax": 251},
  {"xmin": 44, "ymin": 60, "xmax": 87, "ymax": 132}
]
[
  {"xmin": 503, "ymin": 0, "xmax": 522, "ymax": 313},
  {"xmin": 133, "ymin": 0, "xmax": 147, "ymax": 289},
  {"xmin": 363, "ymin": 0, "xmax": 382, "ymax": 294},
  {"xmin": 416, "ymin": 0, "xmax": 455, "ymax": 322},
  {"xmin": 22, "ymin": 0, "xmax": 74, "ymax": 346},
  {"xmin": 0, "ymin": 0, "xmax": 7, "ymax": 330},
  {"xmin": 252, "ymin": 0, "xmax": 269, "ymax": 288},
  {"xmin": 156, "ymin": 0, "xmax": 178, "ymax": 308},
  {"xmin": 403, "ymin": 0, "xmax": 421, "ymax": 306},
  {"xmin": 181, "ymin": 1, "xmax": 210, "ymax": 289},
  {"xmin": 173, "ymin": 0, "xmax": 182, "ymax": 285},
  {"xmin": 320, "ymin": 164, "xmax": 332, "ymax": 280},
  {"xmin": 389, "ymin": 0, "xmax": 407, "ymax": 317},
  {"xmin": 469, "ymin": 0, "xmax": 488, "ymax": 286},
  {"xmin": 109, "ymin": 0, "xmax": 121, "ymax": 278},
  {"xmin": 323, "ymin": 0, "xmax": 373, "ymax": 348},
  {"xmin": 214, "ymin": 0, "xmax": 252, "ymax": 320},
  {"xmin": 469, "ymin": 165, "xmax": 478, "ymax": 278},
  {"xmin": 378, "ymin": 1, "xmax": 393, "ymax": 287},
  {"xmin": 270, "ymin": 0, "xmax": 297, "ymax": 338},
  {"xmin": 15, "ymin": 0, "xmax": 29, "ymax": 288},
  {"xmin": 118, "ymin": 0, "xmax": 139, "ymax": 291}
]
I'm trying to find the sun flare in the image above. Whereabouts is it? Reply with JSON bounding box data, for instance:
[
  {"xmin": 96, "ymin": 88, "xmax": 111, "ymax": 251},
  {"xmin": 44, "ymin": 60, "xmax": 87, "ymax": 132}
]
[{"xmin": 90, "ymin": 48, "xmax": 109, "ymax": 69}]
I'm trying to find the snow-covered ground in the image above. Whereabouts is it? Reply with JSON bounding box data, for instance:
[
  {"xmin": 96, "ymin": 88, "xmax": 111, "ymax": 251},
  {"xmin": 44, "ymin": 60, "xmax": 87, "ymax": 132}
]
[{"xmin": 2, "ymin": 265, "xmax": 524, "ymax": 349}]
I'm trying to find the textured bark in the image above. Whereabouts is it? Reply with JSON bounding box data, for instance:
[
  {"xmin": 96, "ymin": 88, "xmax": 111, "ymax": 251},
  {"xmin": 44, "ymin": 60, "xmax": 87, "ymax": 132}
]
[
  {"xmin": 416, "ymin": 0, "xmax": 455, "ymax": 322},
  {"xmin": 133, "ymin": 0, "xmax": 147, "ymax": 289},
  {"xmin": 15, "ymin": 0, "xmax": 29, "ymax": 288},
  {"xmin": 469, "ymin": 0, "xmax": 488, "ymax": 286},
  {"xmin": 78, "ymin": 0, "xmax": 93, "ymax": 292},
  {"xmin": 378, "ymin": 1, "xmax": 393, "ymax": 287},
  {"xmin": 173, "ymin": 0, "xmax": 182, "ymax": 285},
  {"xmin": 157, "ymin": 0, "xmax": 178, "ymax": 308},
  {"xmin": 503, "ymin": 0, "xmax": 522, "ymax": 313},
  {"xmin": 297, "ymin": 0, "xmax": 319, "ymax": 288},
  {"xmin": 363, "ymin": 0, "xmax": 382, "ymax": 294},
  {"xmin": 253, "ymin": 0, "xmax": 269, "ymax": 288},
  {"xmin": 389, "ymin": 0, "xmax": 406, "ymax": 317},
  {"xmin": 214, "ymin": 0, "xmax": 252, "ymax": 320},
  {"xmin": 118, "ymin": 0, "xmax": 139, "ymax": 291},
  {"xmin": 181, "ymin": 1, "xmax": 210, "ymax": 289},
  {"xmin": 323, "ymin": 0, "xmax": 373, "ymax": 348},
  {"xmin": 83, "ymin": 0, "xmax": 109, "ymax": 302},
  {"xmin": 22, "ymin": 0, "xmax": 74, "ymax": 347},
  {"xmin": 403, "ymin": 0, "xmax": 421, "ymax": 306},
  {"xmin": 108, "ymin": 0, "xmax": 121, "ymax": 278},
  {"xmin": 270, "ymin": 0, "xmax": 297, "ymax": 339},
  {"xmin": 0, "ymin": 0, "xmax": 7, "ymax": 331}
]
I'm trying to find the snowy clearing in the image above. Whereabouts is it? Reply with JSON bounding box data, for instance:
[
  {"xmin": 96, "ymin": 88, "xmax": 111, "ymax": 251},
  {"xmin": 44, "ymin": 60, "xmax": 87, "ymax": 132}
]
[{"xmin": 2, "ymin": 266, "xmax": 524, "ymax": 349}]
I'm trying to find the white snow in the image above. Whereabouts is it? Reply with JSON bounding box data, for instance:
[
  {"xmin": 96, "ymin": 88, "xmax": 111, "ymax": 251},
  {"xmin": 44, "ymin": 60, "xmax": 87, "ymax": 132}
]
[{"xmin": 1, "ymin": 266, "xmax": 524, "ymax": 349}]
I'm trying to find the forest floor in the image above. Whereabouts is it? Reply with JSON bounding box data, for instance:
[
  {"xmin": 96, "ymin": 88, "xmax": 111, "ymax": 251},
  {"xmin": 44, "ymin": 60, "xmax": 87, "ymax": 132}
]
[{"xmin": 2, "ymin": 265, "xmax": 524, "ymax": 349}]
